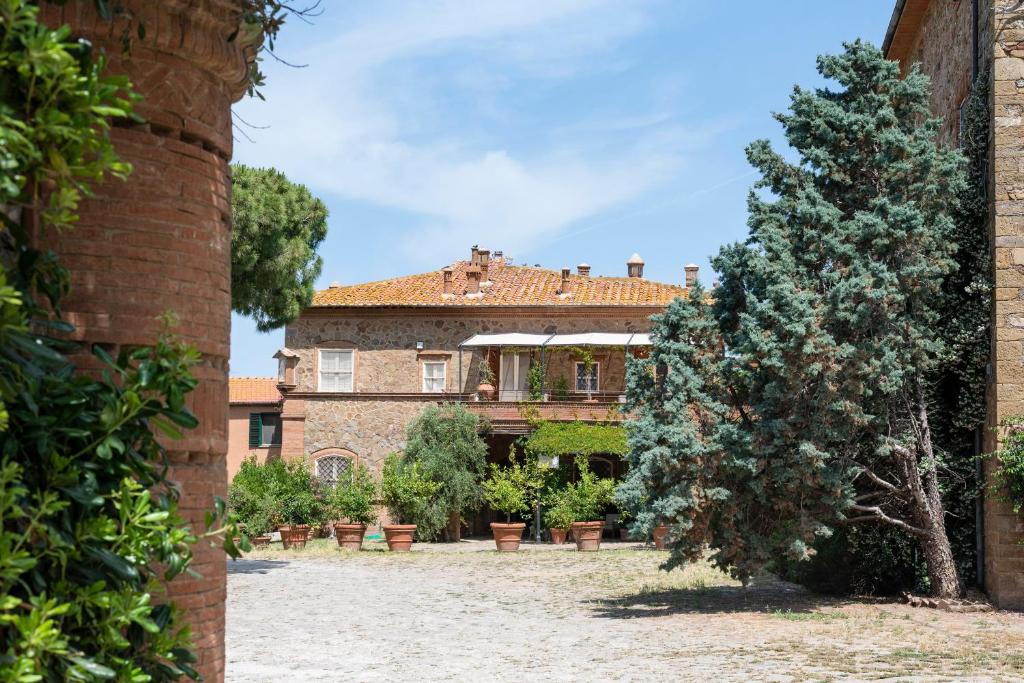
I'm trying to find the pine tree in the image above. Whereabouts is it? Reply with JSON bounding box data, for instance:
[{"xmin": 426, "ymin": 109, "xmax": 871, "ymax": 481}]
[{"xmin": 619, "ymin": 41, "xmax": 967, "ymax": 597}]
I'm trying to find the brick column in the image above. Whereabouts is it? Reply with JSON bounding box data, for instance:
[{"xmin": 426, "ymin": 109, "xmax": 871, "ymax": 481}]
[
  {"xmin": 987, "ymin": 0, "xmax": 1024, "ymax": 610},
  {"xmin": 38, "ymin": 2, "xmax": 250, "ymax": 679},
  {"xmin": 280, "ymin": 397, "xmax": 307, "ymax": 459}
]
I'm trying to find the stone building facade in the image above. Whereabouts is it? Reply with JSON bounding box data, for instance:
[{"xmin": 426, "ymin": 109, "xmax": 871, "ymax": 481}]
[
  {"xmin": 261, "ymin": 248, "xmax": 693, "ymax": 525},
  {"xmin": 885, "ymin": 0, "xmax": 1024, "ymax": 608}
]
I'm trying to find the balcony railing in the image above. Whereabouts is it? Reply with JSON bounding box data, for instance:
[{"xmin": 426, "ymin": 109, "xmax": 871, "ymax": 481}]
[{"xmin": 459, "ymin": 395, "xmax": 625, "ymax": 433}]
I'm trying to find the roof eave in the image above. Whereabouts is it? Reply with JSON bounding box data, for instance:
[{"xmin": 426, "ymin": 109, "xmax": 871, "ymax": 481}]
[{"xmin": 882, "ymin": 0, "xmax": 909, "ymax": 57}]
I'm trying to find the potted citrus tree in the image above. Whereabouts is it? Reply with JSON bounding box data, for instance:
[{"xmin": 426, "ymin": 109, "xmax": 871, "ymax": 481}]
[
  {"xmin": 379, "ymin": 453, "xmax": 440, "ymax": 551},
  {"xmin": 483, "ymin": 456, "xmax": 530, "ymax": 552},
  {"xmin": 329, "ymin": 462, "xmax": 377, "ymax": 551},
  {"xmin": 543, "ymin": 487, "xmax": 574, "ymax": 544},
  {"xmin": 477, "ymin": 362, "xmax": 497, "ymax": 401},
  {"xmin": 567, "ymin": 456, "xmax": 615, "ymax": 552}
]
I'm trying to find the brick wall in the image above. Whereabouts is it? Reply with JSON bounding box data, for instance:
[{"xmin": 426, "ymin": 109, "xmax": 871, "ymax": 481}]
[{"xmin": 38, "ymin": 2, "xmax": 250, "ymax": 679}]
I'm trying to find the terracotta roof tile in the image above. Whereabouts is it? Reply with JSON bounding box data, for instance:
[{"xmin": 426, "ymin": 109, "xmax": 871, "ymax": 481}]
[
  {"xmin": 312, "ymin": 259, "xmax": 687, "ymax": 307},
  {"xmin": 229, "ymin": 377, "xmax": 281, "ymax": 404}
]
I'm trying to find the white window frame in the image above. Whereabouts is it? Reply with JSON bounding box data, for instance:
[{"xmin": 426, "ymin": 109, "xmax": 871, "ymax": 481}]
[
  {"xmin": 574, "ymin": 361, "xmax": 599, "ymax": 393},
  {"xmin": 318, "ymin": 349, "xmax": 354, "ymax": 392},
  {"xmin": 422, "ymin": 361, "xmax": 446, "ymax": 393}
]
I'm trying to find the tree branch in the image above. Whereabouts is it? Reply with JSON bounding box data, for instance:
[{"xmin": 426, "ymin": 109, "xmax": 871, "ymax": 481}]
[{"xmin": 843, "ymin": 504, "xmax": 930, "ymax": 537}]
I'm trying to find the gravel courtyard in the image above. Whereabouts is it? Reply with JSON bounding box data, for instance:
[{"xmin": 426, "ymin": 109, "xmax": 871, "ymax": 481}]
[{"xmin": 226, "ymin": 540, "xmax": 1024, "ymax": 682}]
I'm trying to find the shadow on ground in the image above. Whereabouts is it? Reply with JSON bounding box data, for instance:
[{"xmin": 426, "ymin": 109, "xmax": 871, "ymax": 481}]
[
  {"xmin": 227, "ymin": 559, "xmax": 290, "ymax": 575},
  {"xmin": 591, "ymin": 576, "xmax": 844, "ymax": 619}
]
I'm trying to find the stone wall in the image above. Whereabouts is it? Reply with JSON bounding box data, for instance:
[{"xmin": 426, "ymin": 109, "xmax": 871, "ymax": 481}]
[
  {"xmin": 37, "ymin": 3, "xmax": 250, "ymax": 679},
  {"xmin": 284, "ymin": 309, "xmax": 653, "ymax": 394},
  {"xmin": 900, "ymin": 0, "xmax": 976, "ymax": 144},
  {"xmin": 988, "ymin": 0, "xmax": 1024, "ymax": 610}
]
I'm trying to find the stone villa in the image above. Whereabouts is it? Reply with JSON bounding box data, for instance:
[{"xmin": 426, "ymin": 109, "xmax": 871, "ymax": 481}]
[{"xmin": 228, "ymin": 247, "xmax": 694, "ymax": 530}]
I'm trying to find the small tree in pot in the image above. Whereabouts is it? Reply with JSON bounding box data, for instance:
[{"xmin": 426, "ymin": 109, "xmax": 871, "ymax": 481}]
[
  {"xmin": 483, "ymin": 453, "xmax": 534, "ymax": 552},
  {"xmin": 543, "ymin": 489, "xmax": 575, "ymax": 545},
  {"xmin": 379, "ymin": 454, "xmax": 441, "ymax": 551},
  {"xmin": 567, "ymin": 456, "xmax": 615, "ymax": 552},
  {"xmin": 329, "ymin": 462, "xmax": 377, "ymax": 551}
]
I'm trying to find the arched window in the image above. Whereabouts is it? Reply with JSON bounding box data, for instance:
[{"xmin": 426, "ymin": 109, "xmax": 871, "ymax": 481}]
[{"xmin": 315, "ymin": 454, "xmax": 351, "ymax": 487}]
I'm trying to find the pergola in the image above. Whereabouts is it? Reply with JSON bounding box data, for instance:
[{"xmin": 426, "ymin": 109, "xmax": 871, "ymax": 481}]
[{"xmin": 456, "ymin": 332, "xmax": 652, "ymax": 398}]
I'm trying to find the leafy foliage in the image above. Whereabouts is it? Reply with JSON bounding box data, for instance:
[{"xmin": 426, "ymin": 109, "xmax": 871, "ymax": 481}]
[
  {"xmin": 328, "ymin": 461, "xmax": 378, "ymax": 527},
  {"xmin": 542, "ymin": 489, "xmax": 575, "ymax": 530},
  {"xmin": 524, "ymin": 422, "xmax": 627, "ymax": 458},
  {"xmin": 0, "ymin": 2, "xmax": 242, "ymax": 678},
  {"xmin": 230, "ymin": 164, "xmax": 329, "ymax": 331},
  {"xmin": 991, "ymin": 419, "xmax": 1024, "ymax": 515},
  {"xmin": 401, "ymin": 403, "xmax": 488, "ymax": 540},
  {"xmin": 617, "ymin": 42, "xmax": 967, "ymax": 597},
  {"xmin": 379, "ymin": 454, "xmax": 441, "ymax": 527},
  {"xmin": 564, "ymin": 456, "xmax": 616, "ymax": 523},
  {"xmin": 483, "ymin": 450, "xmax": 546, "ymax": 523},
  {"xmin": 228, "ymin": 457, "xmax": 329, "ymax": 532}
]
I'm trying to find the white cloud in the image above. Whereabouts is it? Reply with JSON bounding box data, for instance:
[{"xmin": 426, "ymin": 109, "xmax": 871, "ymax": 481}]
[{"xmin": 234, "ymin": 0, "xmax": 715, "ymax": 265}]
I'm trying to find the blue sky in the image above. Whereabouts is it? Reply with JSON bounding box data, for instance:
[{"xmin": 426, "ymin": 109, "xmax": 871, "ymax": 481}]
[{"xmin": 230, "ymin": 0, "xmax": 895, "ymax": 376}]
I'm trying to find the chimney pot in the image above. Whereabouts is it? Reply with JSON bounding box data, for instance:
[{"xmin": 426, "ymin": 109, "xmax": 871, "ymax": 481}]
[
  {"xmin": 479, "ymin": 249, "xmax": 490, "ymax": 281},
  {"xmin": 577, "ymin": 263, "xmax": 591, "ymax": 277},
  {"xmin": 627, "ymin": 253, "xmax": 645, "ymax": 278},
  {"xmin": 560, "ymin": 267, "xmax": 572, "ymax": 295},
  {"xmin": 471, "ymin": 245, "xmax": 480, "ymax": 265},
  {"xmin": 466, "ymin": 266, "xmax": 482, "ymax": 294},
  {"xmin": 685, "ymin": 263, "xmax": 699, "ymax": 287},
  {"xmin": 494, "ymin": 250, "xmax": 503, "ymax": 259},
  {"xmin": 442, "ymin": 268, "xmax": 454, "ymax": 294}
]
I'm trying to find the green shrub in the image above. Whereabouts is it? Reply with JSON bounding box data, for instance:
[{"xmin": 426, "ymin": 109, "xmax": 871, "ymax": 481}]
[
  {"xmin": 328, "ymin": 461, "xmax": 378, "ymax": 526},
  {"xmin": 992, "ymin": 418, "xmax": 1024, "ymax": 514},
  {"xmin": 402, "ymin": 403, "xmax": 488, "ymax": 540},
  {"xmin": 379, "ymin": 453, "xmax": 441, "ymax": 526},
  {"xmin": 228, "ymin": 457, "xmax": 329, "ymax": 530},
  {"xmin": 542, "ymin": 488, "xmax": 575, "ymax": 530},
  {"xmin": 484, "ymin": 459, "xmax": 530, "ymax": 524},
  {"xmin": 566, "ymin": 456, "xmax": 616, "ymax": 522}
]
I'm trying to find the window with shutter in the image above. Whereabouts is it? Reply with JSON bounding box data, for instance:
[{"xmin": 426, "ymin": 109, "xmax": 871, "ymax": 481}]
[
  {"xmin": 248, "ymin": 413, "xmax": 262, "ymax": 448},
  {"xmin": 260, "ymin": 413, "xmax": 281, "ymax": 446},
  {"xmin": 422, "ymin": 361, "xmax": 446, "ymax": 393},
  {"xmin": 319, "ymin": 349, "xmax": 354, "ymax": 392}
]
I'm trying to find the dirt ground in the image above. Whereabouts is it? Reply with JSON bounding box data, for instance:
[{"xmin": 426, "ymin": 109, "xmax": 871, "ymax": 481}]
[{"xmin": 225, "ymin": 539, "xmax": 1024, "ymax": 682}]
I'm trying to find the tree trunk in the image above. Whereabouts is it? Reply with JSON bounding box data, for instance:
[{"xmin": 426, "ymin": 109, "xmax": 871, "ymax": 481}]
[
  {"xmin": 446, "ymin": 510, "xmax": 462, "ymax": 542},
  {"xmin": 918, "ymin": 525, "xmax": 963, "ymax": 598},
  {"xmin": 911, "ymin": 382, "xmax": 963, "ymax": 598}
]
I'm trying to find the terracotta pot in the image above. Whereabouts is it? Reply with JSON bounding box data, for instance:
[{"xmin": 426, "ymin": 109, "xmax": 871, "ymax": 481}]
[
  {"xmin": 281, "ymin": 524, "xmax": 308, "ymax": 550},
  {"xmin": 334, "ymin": 523, "xmax": 367, "ymax": 551},
  {"xmin": 383, "ymin": 524, "xmax": 417, "ymax": 551},
  {"xmin": 571, "ymin": 521, "xmax": 604, "ymax": 552},
  {"xmin": 477, "ymin": 383, "xmax": 496, "ymax": 401},
  {"xmin": 252, "ymin": 535, "xmax": 271, "ymax": 549},
  {"xmin": 652, "ymin": 525, "xmax": 670, "ymax": 550},
  {"xmin": 491, "ymin": 522, "xmax": 526, "ymax": 552},
  {"xmin": 549, "ymin": 528, "xmax": 568, "ymax": 545}
]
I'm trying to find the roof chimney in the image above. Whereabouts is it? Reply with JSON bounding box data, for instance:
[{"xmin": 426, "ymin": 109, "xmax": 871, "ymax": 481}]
[
  {"xmin": 479, "ymin": 249, "xmax": 491, "ymax": 282},
  {"xmin": 466, "ymin": 266, "xmax": 482, "ymax": 295},
  {"xmin": 471, "ymin": 245, "xmax": 480, "ymax": 265},
  {"xmin": 627, "ymin": 253, "xmax": 644, "ymax": 278},
  {"xmin": 560, "ymin": 267, "xmax": 572, "ymax": 295},
  {"xmin": 329, "ymin": 281, "xmax": 341, "ymax": 288},
  {"xmin": 684, "ymin": 263, "xmax": 699, "ymax": 287},
  {"xmin": 577, "ymin": 263, "xmax": 591, "ymax": 277},
  {"xmin": 494, "ymin": 250, "xmax": 503, "ymax": 259},
  {"xmin": 442, "ymin": 268, "xmax": 454, "ymax": 295}
]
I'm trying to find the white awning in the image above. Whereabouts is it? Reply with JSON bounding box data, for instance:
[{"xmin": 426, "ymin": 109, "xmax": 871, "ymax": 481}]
[
  {"xmin": 459, "ymin": 333, "xmax": 553, "ymax": 348},
  {"xmin": 458, "ymin": 332, "xmax": 652, "ymax": 348}
]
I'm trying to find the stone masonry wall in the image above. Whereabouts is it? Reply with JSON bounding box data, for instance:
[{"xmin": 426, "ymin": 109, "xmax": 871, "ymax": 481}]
[
  {"xmin": 989, "ymin": 0, "xmax": 1024, "ymax": 609},
  {"xmin": 284, "ymin": 311, "xmax": 652, "ymax": 394},
  {"xmin": 38, "ymin": 3, "xmax": 250, "ymax": 678},
  {"xmin": 282, "ymin": 309, "xmax": 655, "ymax": 484}
]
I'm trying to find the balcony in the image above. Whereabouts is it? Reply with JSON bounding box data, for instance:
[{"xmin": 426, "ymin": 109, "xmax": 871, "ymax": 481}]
[{"xmin": 460, "ymin": 394, "xmax": 626, "ymax": 434}]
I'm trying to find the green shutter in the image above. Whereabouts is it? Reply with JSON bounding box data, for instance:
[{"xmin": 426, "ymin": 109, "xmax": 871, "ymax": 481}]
[{"xmin": 248, "ymin": 413, "xmax": 262, "ymax": 448}]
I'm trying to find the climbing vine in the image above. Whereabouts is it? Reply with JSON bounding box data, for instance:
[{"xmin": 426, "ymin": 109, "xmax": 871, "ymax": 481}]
[{"xmin": 524, "ymin": 421, "xmax": 627, "ymax": 458}]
